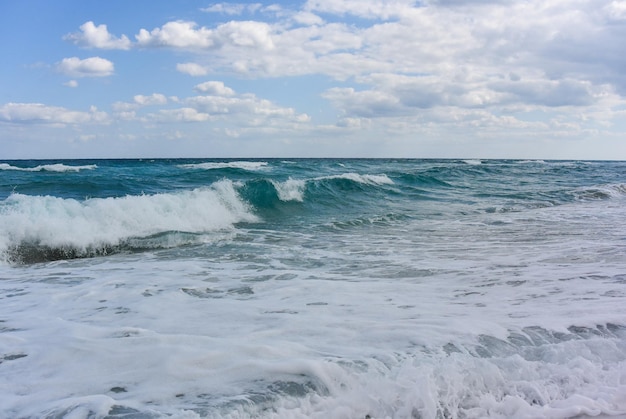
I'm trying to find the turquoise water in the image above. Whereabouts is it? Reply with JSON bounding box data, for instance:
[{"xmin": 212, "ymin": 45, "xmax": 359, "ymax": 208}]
[{"xmin": 1, "ymin": 159, "xmax": 626, "ymax": 418}]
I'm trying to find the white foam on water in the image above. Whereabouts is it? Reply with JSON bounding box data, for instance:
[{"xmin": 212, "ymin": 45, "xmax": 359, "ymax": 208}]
[
  {"xmin": 316, "ymin": 173, "xmax": 395, "ymax": 186},
  {"xmin": 271, "ymin": 178, "xmax": 306, "ymax": 202},
  {"xmin": 0, "ymin": 163, "xmax": 97, "ymax": 172},
  {"xmin": 518, "ymin": 160, "xmax": 547, "ymax": 164},
  {"xmin": 462, "ymin": 159, "xmax": 482, "ymax": 165},
  {"xmin": 2, "ymin": 244, "xmax": 626, "ymax": 418},
  {"xmin": 179, "ymin": 162, "xmax": 269, "ymax": 171}
]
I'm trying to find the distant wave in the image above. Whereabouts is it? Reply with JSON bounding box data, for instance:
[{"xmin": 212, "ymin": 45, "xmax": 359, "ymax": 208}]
[
  {"xmin": 0, "ymin": 163, "xmax": 97, "ymax": 172},
  {"xmin": 462, "ymin": 159, "xmax": 482, "ymax": 165},
  {"xmin": 315, "ymin": 173, "xmax": 394, "ymax": 186},
  {"xmin": 0, "ymin": 180, "xmax": 257, "ymax": 263},
  {"xmin": 178, "ymin": 161, "xmax": 269, "ymax": 171},
  {"xmin": 518, "ymin": 160, "xmax": 546, "ymax": 164}
]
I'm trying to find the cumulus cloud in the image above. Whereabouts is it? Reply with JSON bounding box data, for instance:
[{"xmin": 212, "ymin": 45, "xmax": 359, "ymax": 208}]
[
  {"xmin": 177, "ymin": 62, "xmax": 209, "ymax": 76},
  {"xmin": 322, "ymin": 87, "xmax": 402, "ymax": 118},
  {"xmin": 304, "ymin": 0, "xmax": 415, "ymax": 19},
  {"xmin": 185, "ymin": 93, "xmax": 310, "ymax": 123},
  {"xmin": 133, "ymin": 93, "xmax": 168, "ymax": 106},
  {"xmin": 57, "ymin": 56, "xmax": 114, "ymax": 77},
  {"xmin": 148, "ymin": 108, "xmax": 211, "ymax": 122},
  {"xmin": 193, "ymin": 81, "xmax": 235, "ymax": 96},
  {"xmin": 292, "ymin": 11, "xmax": 324, "ymax": 25},
  {"xmin": 201, "ymin": 3, "xmax": 263, "ymax": 15},
  {"xmin": 136, "ymin": 21, "xmax": 215, "ymax": 48},
  {"xmin": 112, "ymin": 93, "xmax": 168, "ymax": 112},
  {"xmin": 135, "ymin": 20, "xmax": 274, "ymax": 50},
  {"xmin": 109, "ymin": 81, "xmax": 309, "ymax": 130},
  {"xmin": 64, "ymin": 21, "xmax": 132, "ymax": 50},
  {"xmin": 0, "ymin": 103, "xmax": 108, "ymax": 125}
]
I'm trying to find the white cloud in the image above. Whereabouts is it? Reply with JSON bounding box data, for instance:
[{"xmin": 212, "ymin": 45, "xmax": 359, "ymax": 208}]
[
  {"xmin": 110, "ymin": 83, "xmax": 309, "ymax": 130},
  {"xmin": 133, "ymin": 93, "xmax": 168, "ymax": 106},
  {"xmin": 176, "ymin": 62, "xmax": 209, "ymax": 76},
  {"xmin": 65, "ymin": 21, "xmax": 132, "ymax": 50},
  {"xmin": 148, "ymin": 108, "xmax": 211, "ymax": 122},
  {"xmin": 193, "ymin": 81, "xmax": 235, "ymax": 96},
  {"xmin": 322, "ymin": 87, "xmax": 402, "ymax": 118},
  {"xmin": 0, "ymin": 103, "xmax": 108, "ymax": 125},
  {"xmin": 217, "ymin": 21, "xmax": 275, "ymax": 49},
  {"xmin": 605, "ymin": 0, "xmax": 626, "ymax": 19},
  {"xmin": 112, "ymin": 93, "xmax": 168, "ymax": 113},
  {"xmin": 304, "ymin": 0, "xmax": 416, "ymax": 19},
  {"xmin": 186, "ymin": 94, "xmax": 309, "ymax": 122},
  {"xmin": 292, "ymin": 11, "xmax": 324, "ymax": 26},
  {"xmin": 135, "ymin": 20, "xmax": 274, "ymax": 50},
  {"xmin": 201, "ymin": 3, "xmax": 263, "ymax": 15},
  {"xmin": 63, "ymin": 80, "xmax": 78, "ymax": 88},
  {"xmin": 136, "ymin": 21, "xmax": 215, "ymax": 48},
  {"xmin": 57, "ymin": 56, "xmax": 114, "ymax": 77}
]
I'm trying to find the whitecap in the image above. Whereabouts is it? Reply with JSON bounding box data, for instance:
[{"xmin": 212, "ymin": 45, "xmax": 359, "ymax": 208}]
[
  {"xmin": 178, "ymin": 161, "xmax": 269, "ymax": 171},
  {"xmin": 462, "ymin": 159, "xmax": 482, "ymax": 165},
  {"xmin": 0, "ymin": 163, "xmax": 97, "ymax": 172},
  {"xmin": 271, "ymin": 178, "xmax": 306, "ymax": 202},
  {"xmin": 316, "ymin": 173, "xmax": 394, "ymax": 186}
]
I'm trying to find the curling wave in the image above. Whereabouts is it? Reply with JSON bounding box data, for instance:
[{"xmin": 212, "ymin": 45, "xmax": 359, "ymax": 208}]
[{"xmin": 0, "ymin": 180, "xmax": 257, "ymax": 263}]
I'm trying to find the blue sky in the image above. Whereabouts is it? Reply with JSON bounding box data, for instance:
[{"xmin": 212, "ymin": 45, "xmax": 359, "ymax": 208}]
[{"xmin": 2, "ymin": 0, "xmax": 626, "ymax": 159}]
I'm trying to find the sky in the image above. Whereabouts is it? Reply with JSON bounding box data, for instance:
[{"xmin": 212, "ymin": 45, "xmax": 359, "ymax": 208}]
[{"xmin": 1, "ymin": 0, "xmax": 626, "ymax": 159}]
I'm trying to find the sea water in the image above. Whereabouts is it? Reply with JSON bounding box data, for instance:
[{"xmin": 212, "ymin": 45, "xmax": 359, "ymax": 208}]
[{"xmin": 0, "ymin": 159, "xmax": 625, "ymax": 418}]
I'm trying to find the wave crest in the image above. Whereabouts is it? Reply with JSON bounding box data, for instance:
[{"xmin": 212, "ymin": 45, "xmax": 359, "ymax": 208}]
[
  {"xmin": 573, "ymin": 184, "xmax": 626, "ymax": 200},
  {"xmin": 316, "ymin": 173, "xmax": 394, "ymax": 186},
  {"xmin": 178, "ymin": 161, "xmax": 269, "ymax": 171},
  {"xmin": 0, "ymin": 163, "xmax": 97, "ymax": 172},
  {"xmin": 271, "ymin": 178, "xmax": 307, "ymax": 202},
  {"xmin": 0, "ymin": 180, "xmax": 257, "ymax": 263}
]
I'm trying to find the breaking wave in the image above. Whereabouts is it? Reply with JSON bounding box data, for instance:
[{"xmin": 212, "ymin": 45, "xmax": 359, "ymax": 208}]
[
  {"xmin": 0, "ymin": 163, "xmax": 97, "ymax": 172},
  {"xmin": 0, "ymin": 180, "xmax": 257, "ymax": 264}
]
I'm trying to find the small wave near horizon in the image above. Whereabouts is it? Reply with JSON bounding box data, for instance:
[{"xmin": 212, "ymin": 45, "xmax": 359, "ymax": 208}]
[
  {"xmin": 178, "ymin": 161, "xmax": 269, "ymax": 171},
  {"xmin": 0, "ymin": 162, "xmax": 97, "ymax": 172}
]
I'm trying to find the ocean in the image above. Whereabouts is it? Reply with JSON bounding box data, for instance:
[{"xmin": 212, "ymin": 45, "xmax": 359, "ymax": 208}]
[{"xmin": 1, "ymin": 158, "xmax": 625, "ymax": 419}]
